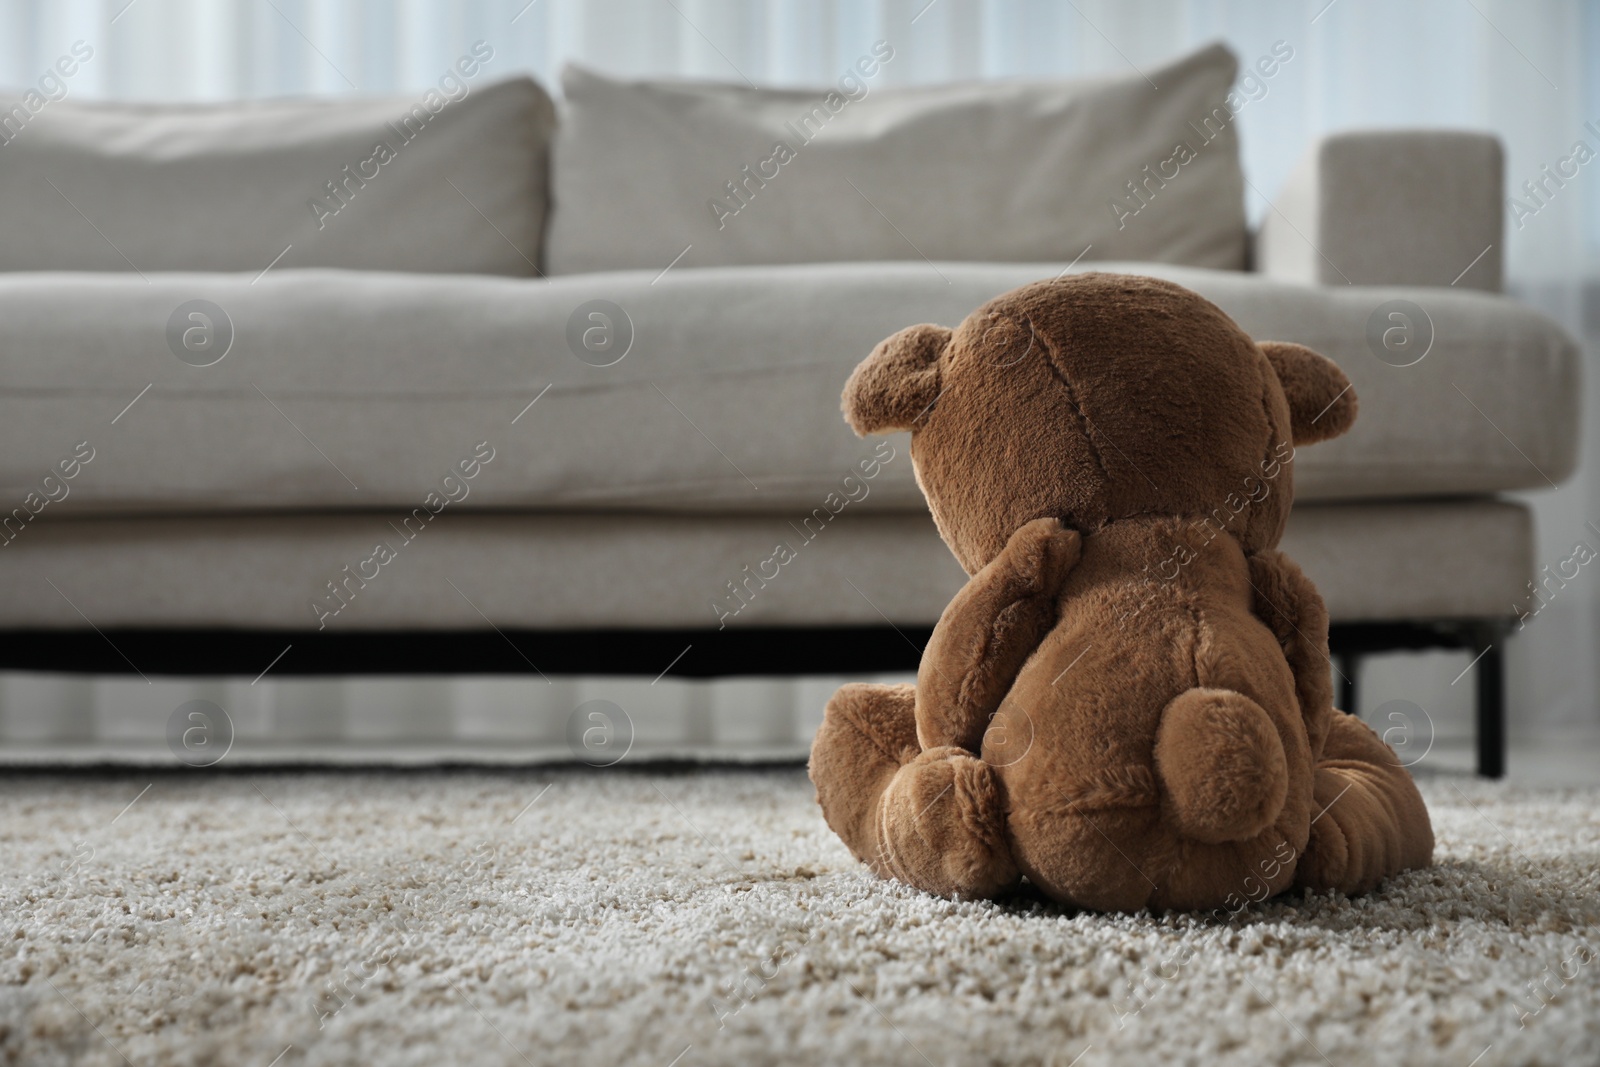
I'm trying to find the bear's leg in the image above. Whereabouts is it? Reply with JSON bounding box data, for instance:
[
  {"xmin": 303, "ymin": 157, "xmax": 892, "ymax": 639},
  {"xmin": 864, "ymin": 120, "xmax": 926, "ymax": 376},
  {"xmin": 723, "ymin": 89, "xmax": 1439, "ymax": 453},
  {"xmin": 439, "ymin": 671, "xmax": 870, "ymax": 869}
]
[
  {"xmin": 1295, "ymin": 711, "xmax": 1434, "ymax": 894},
  {"xmin": 810, "ymin": 682, "xmax": 919, "ymax": 861},
  {"xmin": 810, "ymin": 682, "xmax": 1019, "ymax": 900}
]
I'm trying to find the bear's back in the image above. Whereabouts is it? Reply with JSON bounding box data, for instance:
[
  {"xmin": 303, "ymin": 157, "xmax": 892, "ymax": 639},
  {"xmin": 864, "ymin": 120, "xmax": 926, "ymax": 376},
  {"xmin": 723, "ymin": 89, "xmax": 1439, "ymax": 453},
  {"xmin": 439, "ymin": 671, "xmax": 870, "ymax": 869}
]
[{"xmin": 982, "ymin": 516, "xmax": 1310, "ymax": 907}]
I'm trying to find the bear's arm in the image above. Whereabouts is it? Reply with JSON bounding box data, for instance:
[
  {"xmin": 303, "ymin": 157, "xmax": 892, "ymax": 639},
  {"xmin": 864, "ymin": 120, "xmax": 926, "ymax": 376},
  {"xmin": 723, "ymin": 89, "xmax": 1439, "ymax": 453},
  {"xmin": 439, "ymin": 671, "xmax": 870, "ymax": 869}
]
[
  {"xmin": 1247, "ymin": 549, "xmax": 1335, "ymax": 759},
  {"xmin": 914, "ymin": 517, "xmax": 1081, "ymax": 752}
]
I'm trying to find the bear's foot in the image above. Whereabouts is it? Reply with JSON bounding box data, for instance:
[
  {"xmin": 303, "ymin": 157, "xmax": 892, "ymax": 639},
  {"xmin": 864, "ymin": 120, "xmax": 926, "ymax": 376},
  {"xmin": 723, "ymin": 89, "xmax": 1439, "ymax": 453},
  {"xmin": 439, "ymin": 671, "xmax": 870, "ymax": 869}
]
[
  {"xmin": 1296, "ymin": 711, "xmax": 1434, "ymax": 894},
  {"xmin": 873, "ymin": 746, "xmax": 1020, "ymax": 899},
  {"xmin": 810, "ymin": 683, "xmax": 1019, "ymax": 900},
  {"xmin": 1154, "ymin": 687, "xmax": 1288, "ymax": 844}
]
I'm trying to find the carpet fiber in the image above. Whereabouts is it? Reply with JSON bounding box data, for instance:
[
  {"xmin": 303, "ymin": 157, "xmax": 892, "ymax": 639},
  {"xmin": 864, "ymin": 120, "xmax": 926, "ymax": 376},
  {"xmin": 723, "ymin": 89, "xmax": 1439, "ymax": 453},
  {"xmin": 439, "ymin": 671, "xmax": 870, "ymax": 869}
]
[{"xmin": 2, "ymin": 769, "xmax": 1597, "ymax": 1066}]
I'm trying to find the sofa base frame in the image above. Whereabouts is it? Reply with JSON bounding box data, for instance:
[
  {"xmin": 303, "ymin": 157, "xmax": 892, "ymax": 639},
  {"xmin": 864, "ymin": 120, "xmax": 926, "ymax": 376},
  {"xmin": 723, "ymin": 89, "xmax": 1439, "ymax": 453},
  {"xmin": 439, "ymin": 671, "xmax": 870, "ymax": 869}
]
[{"xmin": 0, "ymin": 619, "xmax": 1509, "ymax": 777}]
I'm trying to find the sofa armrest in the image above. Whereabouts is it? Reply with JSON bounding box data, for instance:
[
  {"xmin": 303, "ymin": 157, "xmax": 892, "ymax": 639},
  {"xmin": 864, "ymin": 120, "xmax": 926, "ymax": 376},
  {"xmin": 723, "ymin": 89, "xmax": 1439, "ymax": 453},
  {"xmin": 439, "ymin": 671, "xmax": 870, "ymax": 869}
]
[{"xmin": 1257, "ymin": 130, "xmax": 1504, "ymax": 291}]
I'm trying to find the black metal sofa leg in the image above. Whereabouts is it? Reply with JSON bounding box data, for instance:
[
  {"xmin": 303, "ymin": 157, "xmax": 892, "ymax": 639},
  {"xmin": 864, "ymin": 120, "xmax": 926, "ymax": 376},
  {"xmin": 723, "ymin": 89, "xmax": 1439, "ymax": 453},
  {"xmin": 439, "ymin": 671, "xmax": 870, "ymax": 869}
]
[
  {"xmin": 1336, "ymin": 651, "xmax": 1358, "ymax": 716},
  {"xmin": 1330, "ymin": 620, "xmax": 1509, "ymax": 779},
  {"xmin": 1473, "ymin": 635, "xmax": 1506, "ymax": 779}
]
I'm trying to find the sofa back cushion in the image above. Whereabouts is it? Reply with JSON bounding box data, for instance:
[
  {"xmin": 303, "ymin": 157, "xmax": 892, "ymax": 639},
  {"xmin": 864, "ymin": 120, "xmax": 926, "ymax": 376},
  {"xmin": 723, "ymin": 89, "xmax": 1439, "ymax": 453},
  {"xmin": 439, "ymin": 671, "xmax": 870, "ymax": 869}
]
[
  {"xmin": 546, "ymin": 43, "xmax": 1246, "ymax": 275},
  {"xmin": 0, "ymin": 75, "xmax": 554, "ymax": 276}
]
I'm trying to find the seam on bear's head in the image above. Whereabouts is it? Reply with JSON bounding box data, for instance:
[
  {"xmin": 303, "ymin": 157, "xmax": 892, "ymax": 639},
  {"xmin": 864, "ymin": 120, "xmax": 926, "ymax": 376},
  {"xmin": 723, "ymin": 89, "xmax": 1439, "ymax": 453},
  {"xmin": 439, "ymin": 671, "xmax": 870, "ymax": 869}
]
[{"xmin": 1030, "ymin": 319, "xmax": 1115, "ymax": 499}]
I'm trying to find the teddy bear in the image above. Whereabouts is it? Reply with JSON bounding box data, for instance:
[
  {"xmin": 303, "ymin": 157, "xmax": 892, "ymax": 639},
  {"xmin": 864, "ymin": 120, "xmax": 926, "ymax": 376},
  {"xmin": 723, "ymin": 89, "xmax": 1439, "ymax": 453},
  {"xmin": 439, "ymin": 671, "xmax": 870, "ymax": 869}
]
[{"xmin": 809, "ymin": 272, "xmax": 1434, "ymax": 911}]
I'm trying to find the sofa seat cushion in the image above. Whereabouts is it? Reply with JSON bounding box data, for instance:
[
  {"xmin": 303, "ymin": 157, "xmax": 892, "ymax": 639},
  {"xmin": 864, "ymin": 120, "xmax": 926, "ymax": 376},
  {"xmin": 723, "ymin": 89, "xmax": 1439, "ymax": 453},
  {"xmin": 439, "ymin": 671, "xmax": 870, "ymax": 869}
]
[
  {"xmin": 0, "ymin": 501, "xmax": 1530, "ymax": 631},
  {"xmin": 0, "ymin": 262, "xmax": 1577, "ymax": 517}
]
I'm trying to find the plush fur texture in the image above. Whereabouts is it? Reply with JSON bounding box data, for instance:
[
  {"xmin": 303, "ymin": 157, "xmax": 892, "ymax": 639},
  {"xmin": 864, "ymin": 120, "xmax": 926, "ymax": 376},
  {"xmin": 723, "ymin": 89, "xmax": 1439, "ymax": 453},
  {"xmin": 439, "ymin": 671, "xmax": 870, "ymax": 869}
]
[{"xmin": 811, "ymin": 273, "xmax": 1434, "ymax": 911}]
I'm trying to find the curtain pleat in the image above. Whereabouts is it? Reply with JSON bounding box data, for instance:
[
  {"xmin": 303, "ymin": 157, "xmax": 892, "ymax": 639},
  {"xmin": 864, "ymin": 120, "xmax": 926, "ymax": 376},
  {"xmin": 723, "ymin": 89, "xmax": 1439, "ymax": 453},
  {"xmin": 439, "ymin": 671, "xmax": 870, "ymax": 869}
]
[{"xmin": 0, "ymin": 671, "xmax": 904, "ymax": 755}]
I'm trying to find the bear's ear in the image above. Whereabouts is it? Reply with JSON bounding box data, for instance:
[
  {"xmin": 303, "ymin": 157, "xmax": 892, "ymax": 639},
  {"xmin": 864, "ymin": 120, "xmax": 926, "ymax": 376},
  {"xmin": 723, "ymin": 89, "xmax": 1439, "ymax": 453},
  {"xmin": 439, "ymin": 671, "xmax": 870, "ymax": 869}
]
[
  {"xmin": 1259, "ymin": 341, "xmax": 1357, "ymax": 445},
  {"xmin": 841, "ymin": 323, "xmax": 950, "ymax": 436}
]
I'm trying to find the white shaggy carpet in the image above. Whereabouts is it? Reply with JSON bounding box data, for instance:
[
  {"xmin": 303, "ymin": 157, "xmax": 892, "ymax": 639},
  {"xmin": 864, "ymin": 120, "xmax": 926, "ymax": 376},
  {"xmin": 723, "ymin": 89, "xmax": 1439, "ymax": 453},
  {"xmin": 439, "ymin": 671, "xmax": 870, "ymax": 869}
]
[{"xmin": 2, "ymin": 769, "xmax": 1597, "ymax": 1067}]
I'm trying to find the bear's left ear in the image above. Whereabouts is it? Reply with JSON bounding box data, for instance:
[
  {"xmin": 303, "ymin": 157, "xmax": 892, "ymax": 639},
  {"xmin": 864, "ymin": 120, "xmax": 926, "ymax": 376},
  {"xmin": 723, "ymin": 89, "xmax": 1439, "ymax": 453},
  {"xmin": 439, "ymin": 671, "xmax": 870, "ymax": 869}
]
[
  {"xmin": 841, "ymin": 323, "xmax": 950, "ymax": 436},
  {"xmin": 1259, "ymin": 341, "xmax": 1357, "ymax": 445}
]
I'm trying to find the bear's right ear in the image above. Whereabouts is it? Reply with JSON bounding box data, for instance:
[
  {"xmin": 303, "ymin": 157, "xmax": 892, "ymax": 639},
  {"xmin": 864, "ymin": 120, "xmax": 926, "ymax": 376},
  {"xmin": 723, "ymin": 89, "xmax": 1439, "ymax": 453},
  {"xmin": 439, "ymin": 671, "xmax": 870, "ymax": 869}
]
[
  {"xmin": 841, "ymin": 323, "xmax": 949, "ymax": 436},
  {"xmin": 1259, "ymin": 340, "xmax": 1357, "ymax": 445}
]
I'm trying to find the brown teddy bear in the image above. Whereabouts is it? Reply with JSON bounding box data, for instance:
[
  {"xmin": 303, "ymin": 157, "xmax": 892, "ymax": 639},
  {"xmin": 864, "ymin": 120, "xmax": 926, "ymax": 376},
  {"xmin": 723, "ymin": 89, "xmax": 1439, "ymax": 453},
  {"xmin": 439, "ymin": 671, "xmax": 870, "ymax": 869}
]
[{"xmin": 809, "ymin": 272, "xmax": 1434, "ymax": 911}]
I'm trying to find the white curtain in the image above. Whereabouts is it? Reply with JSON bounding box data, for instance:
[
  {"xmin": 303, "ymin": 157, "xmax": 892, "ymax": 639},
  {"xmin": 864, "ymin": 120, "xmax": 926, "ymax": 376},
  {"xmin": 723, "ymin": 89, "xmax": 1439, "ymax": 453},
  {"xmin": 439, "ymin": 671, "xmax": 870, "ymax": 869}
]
[
  {"xmin": 1, "ymin": 0, "xmax": 1596, "ymax": 281},
  {"xmin": 3, "ymin": 0, "xmax": 1598, "ymax": 753},
  {"xmin": 0, "ymin": 670, "xmax": 917, "ymax": 761}
]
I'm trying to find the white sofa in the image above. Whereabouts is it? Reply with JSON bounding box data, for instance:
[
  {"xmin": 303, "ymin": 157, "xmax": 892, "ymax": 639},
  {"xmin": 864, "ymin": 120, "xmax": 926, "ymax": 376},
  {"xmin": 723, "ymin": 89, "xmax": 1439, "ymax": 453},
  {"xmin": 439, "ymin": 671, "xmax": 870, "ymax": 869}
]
[{"xmin": 0, "ymin": 45, "xmax": 1579, "ymax": 775}]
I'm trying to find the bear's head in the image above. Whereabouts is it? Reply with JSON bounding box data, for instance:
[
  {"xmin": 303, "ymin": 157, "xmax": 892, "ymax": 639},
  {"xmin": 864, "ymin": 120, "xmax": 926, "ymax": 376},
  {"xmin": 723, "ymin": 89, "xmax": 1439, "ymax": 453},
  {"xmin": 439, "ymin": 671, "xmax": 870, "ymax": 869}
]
[{"xmin": 842, "ymin": 273, "xmax": 1356, "ymax": 575}]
